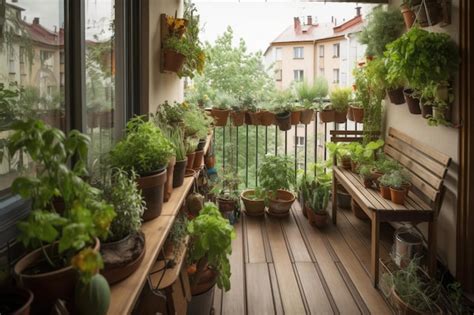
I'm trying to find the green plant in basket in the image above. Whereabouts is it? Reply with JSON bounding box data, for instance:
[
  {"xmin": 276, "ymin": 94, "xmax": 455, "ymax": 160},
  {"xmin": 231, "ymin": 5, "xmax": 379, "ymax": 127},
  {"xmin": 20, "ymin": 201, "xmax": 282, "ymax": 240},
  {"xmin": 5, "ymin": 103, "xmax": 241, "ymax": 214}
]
[
  {"xmin": 110, "ymin": 116, "xmax": 174, "ymax": 176},
  {"xmin": 270, "ymin": 89, "xmax": 294, "ymax": 114},
  {"xmin": 258, "ymin": 155, "xmax": 295, "ymax": 198}
]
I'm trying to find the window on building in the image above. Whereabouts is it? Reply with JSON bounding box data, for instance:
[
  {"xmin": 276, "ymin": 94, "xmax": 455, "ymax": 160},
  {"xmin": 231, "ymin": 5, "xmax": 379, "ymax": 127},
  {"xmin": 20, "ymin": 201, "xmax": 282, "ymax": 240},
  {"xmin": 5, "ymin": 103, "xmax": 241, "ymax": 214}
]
[
  {"xmin": 293, "ymin": 47, "xmax": 304, "ymax": 59},
  {"xmin": 295, "ymin": 136, "xmax": 305, "ymax": 146},
  {"xmin": 319, "ymin": 68, "xmax": 325, "ymax": 76},
  {"xmin": 319, "ymin": 45, "xmax": 324, "ymax": 57},
  {"xmin": 40, "ymin": 50, "xmax": 54, "ymax": 68},
  {"xmin": 275, "ymin": 47, "xmax": 282, "ymax": 61},
  {"xmin": 60, "ymin": 52, "xmax": 65, "ymax": 64},
  {"xmin": 333, "ymin": 43, "xmax": 340, "ymax": 58},
  {"xmin": 275, "ymin": 69, "xmax": 282, "ymax": 81},
  {"xmin": 294, "ymin": 70, "xmax": 304, "ymax": 81},
  {"xmin": 8, "ymin": 47, "xmax": 15, "ymax": 74},
  {"xmin": 333, "ymin": 68, "xmax": 340, "ymax": 83}
]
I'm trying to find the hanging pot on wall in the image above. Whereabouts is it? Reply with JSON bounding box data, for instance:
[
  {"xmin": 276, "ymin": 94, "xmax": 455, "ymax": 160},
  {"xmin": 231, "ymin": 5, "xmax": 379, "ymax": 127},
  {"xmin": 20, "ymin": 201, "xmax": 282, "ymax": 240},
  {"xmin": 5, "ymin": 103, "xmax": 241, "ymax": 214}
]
[
  {"xmin": 246, "ymin": 111, "xmax": 261, "ymax": 125},
  {"xmin": 290, "ymin": 110, "xmax": 301, "ymax": 125},
  {"xmin": 136, "ymin": 168, "xmax": 167, "ymax": 221},
  {"xmin": 387, "ymin": 87, "xmax": 406, "ymax": 105},
  {"xmin": 403, "ymin": 89, "xmax": 422, "ymax": 115},
  {"xmin": 275, "ymin": 111, "xmax": 292, "ymax": 131},
  {"xmin": 163, "ymin": 49, "xmax": 186, "ymax": 73}
]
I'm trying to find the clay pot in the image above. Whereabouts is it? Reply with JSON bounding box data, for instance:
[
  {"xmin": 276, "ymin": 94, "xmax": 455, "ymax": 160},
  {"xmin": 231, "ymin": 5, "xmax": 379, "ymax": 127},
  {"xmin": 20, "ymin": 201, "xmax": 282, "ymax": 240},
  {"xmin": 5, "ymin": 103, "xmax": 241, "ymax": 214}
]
[
  {"xmin": 205, "ymin": 155, "xmax": 215, "ymax": 169},
  {"xmin": 172, "ymin": 159, "xmax": 187, "ymax": 188},
  {"xmin": 334, "ymin": 110, "xmax": 347, "ymax": 123},
  {"xmin": 387, "ymin": 87, "xmax": 405, "ymax": 105},
  {"xmin": 0, "ymin": 288, "xmax": 33, "ymax": 315},
  {"xmin": 211, "ymin": 108, "xmax": 230, "ymax": 126},
  {"xmin": 246, "ymin": 111, "xmax": 261, "ymax": 125},
  {"xmin": 350, "ymin": 160, "xmax": 359, "ymax": 173},
  {"xmin": 347, "ymin": 106, "xmax": 354, "ymax": 121},
  {"xmin": 351, "ymin": 106, "xmax": 364, "ymax": 123},
  {"xmin": 290, "ymin": 110, "xmax": 301, "ymax": 125},
  {"xmin": 137, "ymin": 169, "xmax": 167, "ymax": 221},
  {"xmin": 100, "ymin": 232, "xmax": 146, "ymax": 285},
  {"xmin": 267, "ymin": 190, "xmax": 295, "ymax": 217},
  {"xmin": 163, "ymin": 49, "xmax": 186, "ymax": 73},
  {"xmin": 421, "ymin": 103, "xmax": 433, "ymax": 119},
  {"xmin": 217, "ymin": 198, "xmax": 238, "ymax": 219},
  {"xmin": 259, "ymin": 111, "xmax": 275, "ymax": 126},
  {"xmin": 186, "ymin": 152, "xmax": 196, "ymax": 169},
  {"xmin": 400, "ymin": 3, "xmax": 416, "ymax": 29},
  {"xmin": 275, "ymin": 112, "xmax": 292, "ymax": 131},
  {"xmin": 241, "ymin": 190, "xmax": 265, "ymax": 216},
  {"xmin": 319, "ymin": 109, "xmax": 335, "ymax": 123},
  {"xmin": 164, "ymin": 156, "xmax": 176, "ymax": 202},
  {"xmin": 379, "ymin": 185, "xmax": 391, "ymax": 200},
  {"xmin": 404, "ymin": 89, "xmax": 421, "ymax": 115},
  {"xmin": 390, "ymin": 187, "xmax": 406, "ymax": 205},
  {"xmin": 340, "ymin": 156, "xmax": 352, "ymax": 170},
  {"xmin": 307, "ymin": 208, "xmax": 329, "ymax": 228},
  {"xmin": 362, "ymin": 177, "xmax": 373, "ymax": 189},
  {"xmin": 14, "ymin": 239, "xmax": 100, "ymax": 314},
  {"xmin": 351, "ymin": 199, "xmax": 369, "ymax": 220},
  {"xmin": 299, "ymin": 109, "xmax": 314, "ymax": 124},
  {"xmin": 230, "ymin": 110, "xmax": 245, "ymax": 127},
  {"xmin": 193, "ymin": 150, "xmax": 205, "ymax": 170}
]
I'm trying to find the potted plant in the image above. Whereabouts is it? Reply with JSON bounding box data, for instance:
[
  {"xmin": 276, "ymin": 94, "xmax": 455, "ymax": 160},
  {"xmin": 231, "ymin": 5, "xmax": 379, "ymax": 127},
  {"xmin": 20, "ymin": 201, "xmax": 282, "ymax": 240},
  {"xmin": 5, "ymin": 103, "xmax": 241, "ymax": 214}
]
[
  {"xmin": 303, "ymin": 179, "xmax": 330, "ymax": 228},
  {"xmin": 94, "ymin": 168, "xmax": 146, "ymax": 285},
  {"xmin": 211, "ymin": 169, "xmax": 241, "ymax": 220},
  {"xmin": 162, "ymin": 36, "xmax": 188, "ymax": 73},
  {"xmin": 271, "ymin": 89, "xmax": 294, "ymax": 131},
  {"xmin": 240, "ymin": 187, "xmax": 266, "ymax": 216},
  {"xmin": 187, "ymin": 203, "xmax": 235, "ymax": 314},
  {"xmin": 258, "ymin": 101, "xmax": 276, "ymax": 126},
  {"xmin": 110, "ymin": 116, "xmax": 174, "ymax": 221},
  {"xmin": 154, "ymin": 100, "xmax": 185, "ymax": 127},
  {"xmin": 326, "ymin": 142, "xmax": 352, "ymax": 169},
  {"xmin": 330, "ymin": 87, "xmax": 352, "ymax": 124},
  {"xmin": 7, "ymin": 119, "xmax": 115, "ymax": 313},
  {"xmin": 359, "ymin": 164, "xmax": 374, "ymax": 188},
  {"xmin": 185, "ymin": 137, "xmax": 199, "ymax": 169},
  {"xmin": 349, "ymin": 101, "xmax": 364, "ymax": 123},
  {"xmin": 163, "ymin": 212, "xmax": 188, "ymax": 259},
  {"xmin": 295, "ymin": 81, "xmax": 317, "ymax": 124},
  {"xmin": 400, "ymin": 1, "xmax": 416, "ymax": 29},
  {"xmin": 378, "ymin": 173, "xmax": 393, "ymax": 200},
  {"xmin": 230, "ymin": 99, "xmax": 245, "ymax": 127},
  {"xmin": 243, "ymin": 96, "xmax": 260, "ymax": 125},
  {"xmin": 211, "ymin": 93, "xmax": 233, "ymax": 127},
  {"xmin": 182, "ymin": 103, "xmax": 211, "ymax": 139},
  {"xmin": 258, "ymin": 155, "xmax": 296, "ymax": 217}
]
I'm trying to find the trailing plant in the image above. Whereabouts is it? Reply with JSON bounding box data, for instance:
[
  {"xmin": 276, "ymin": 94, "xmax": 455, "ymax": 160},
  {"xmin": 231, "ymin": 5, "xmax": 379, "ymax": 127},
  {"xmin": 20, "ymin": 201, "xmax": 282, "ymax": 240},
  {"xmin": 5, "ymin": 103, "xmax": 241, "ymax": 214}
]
[
  {"xmin": 109, "ymin": 116, "xmax": 174, "ymax": 176},
  {"xmin": 329, "ymin": 87, "xmax": 352, "ymax": 112},
  {"xmin": 7, "ymin": 119, "xmax": 116, "ymax": 281},
  {"xmin": 187, "ymin": 202, "xmax": 235, "ymax": 291},
  {"xmin": 180, "ymin": 0, "xmax": 206, "ymax": 78},
  {"xmin": 258, "ymin": 155, "xmax": 295, "ymax": 196},
  {"xmin": 313, "ymin": 77, "xmax": 329, "ymax": 103},
  {"xmin": 359, "ymin": 164, "xmax": 372, "ymax": 179}
]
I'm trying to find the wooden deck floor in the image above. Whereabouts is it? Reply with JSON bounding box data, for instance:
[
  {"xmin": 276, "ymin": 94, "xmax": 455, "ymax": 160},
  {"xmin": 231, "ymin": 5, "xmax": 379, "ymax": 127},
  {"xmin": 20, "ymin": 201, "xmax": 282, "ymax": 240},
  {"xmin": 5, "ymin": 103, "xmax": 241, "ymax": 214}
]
[{"xmin": 213, "ymin": 202, "xmax": 396, "ymax": 315}]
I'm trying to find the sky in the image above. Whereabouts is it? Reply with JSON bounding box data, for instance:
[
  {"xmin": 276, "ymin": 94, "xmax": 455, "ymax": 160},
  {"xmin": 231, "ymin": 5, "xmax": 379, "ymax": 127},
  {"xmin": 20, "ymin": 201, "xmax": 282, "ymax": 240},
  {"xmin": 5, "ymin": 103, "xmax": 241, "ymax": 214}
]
[{"xmin": 193, "ymin": 1, "xmax": 377, "ymax": 53}]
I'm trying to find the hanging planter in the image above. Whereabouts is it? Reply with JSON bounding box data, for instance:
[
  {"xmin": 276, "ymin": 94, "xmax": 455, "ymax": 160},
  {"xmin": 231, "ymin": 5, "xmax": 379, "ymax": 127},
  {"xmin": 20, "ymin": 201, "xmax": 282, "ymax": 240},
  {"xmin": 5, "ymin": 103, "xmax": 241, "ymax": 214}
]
[
  {"xmin": 162, "ymin": 49, "xmax": 186, "ymax": 73},
  {"xmin": 334, "ymin": 110, "xmax": 347, "ymax": 123},
  {"xmin": 136, "ymin": 168, "xmax": 167, "ymax": 221},
  {"xmin": 259, "ymin": 110, "xmax": 275, "ymax": 126},
  {"xmin": 379, "ymin": 184, "xmax": 391, "ymax": 200},
  {"xmin": 204, "ymin": 154, "xmax": 216, "ymax": 169},
  {"xmin": 307, "ymin": 208, "xmax": 329, "ymax": 228},
  {"xmin": 267, "ymin": 190, "xmax": 295, "ymax": 217},
  {"xmin": 416, "ymin": 2, "xmax": 442, "ymax": 27},
  {"xmin": 319, "ymin": 109, "xmax": 335, "ymax": 123},
  {"xmin": 246, "ymin": 111, "xmax": 261, "ymax": 125},
  {"xmin": 210, "ymin": 108, "xmax": 230, "ymax": 126},
  {"xmin": 400, "ymin": 3, "xmax": 416, "ymax": 29},
  {"xmin": 403, "ymin": 89, "xmax": 422, "ymax": 115},
  {"xmin": 387, "ymin": 87, "xmax": 406, "ymax": 105},
  {"xmin": 349, "ymin": 104, "xmax": 364, "ymax": 123},
  {"xmin": 275, "ymin": 111, "xmax": 292, "ymax": 131},
  {"xmin": 290, "ymin": 110, "xmax": 301, "ymax": 125},
  {"xmin": 299, "ymin": 109, "xmax": 314, "ymax": 124},
  {"xmin": 230, "ymin": 110, "xmax": 245, "ymax": 127}
]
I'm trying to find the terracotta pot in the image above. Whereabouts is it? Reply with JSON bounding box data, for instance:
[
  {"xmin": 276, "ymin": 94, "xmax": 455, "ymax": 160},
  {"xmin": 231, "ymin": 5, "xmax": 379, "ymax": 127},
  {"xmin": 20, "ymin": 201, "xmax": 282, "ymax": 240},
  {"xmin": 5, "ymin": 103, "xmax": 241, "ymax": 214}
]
[
  {"xmin": 246, "ymin": 111, "xmax": 261, "ymax": 125},
  {"xmin": 334, "ymin": 110, "xmax": 347, "ymax": 123},
  {"xmin": 275, "ymin": 112, "xmax": 292, "ymax": 131},
  {"xmin": 0, "ymin": 288, "xmax": 33, "ymax": 315},
  {"xmin": 416, "ymin": 2, "xmax": 442, "ymax": 27},
  {"xmin": 290, "ymin": 110, "xmax": 301, "ymax": 125},
  {"xmin": 185, "ymin": 169, "xmax": 196, "ymax": 177},
  {"xmin": 421, "ymin": 103, "xmax": 433, "ymax": 119},
  {"xmin": 217, "ymin": 198, "xmax": 238, "ymax": 217},
  {"xmin": 404, "ymin": 89, "xmax": 421, "ymax": 115},
  {"xmin": 351, "ymin": 199, "xmax": 369, "ymax": 220},
  {"xmin": 172, "ymin": 159, "xmax": 187, "ymax": 188},
  {"xmin": 362, "ymin": 177, "xmax": 373, "ymax": 189},
  {"xmin": 402, "ymin": 183, "xmax": 412, "ymax": 197},
  {"xmin": 351, "ymin": 106, "xmax": 364, "ymax": 123},
  {"xmin": 163, "ymin": 49, "xmax": 186, "ymax": 73},
  {"xmin": 241, "ymin": 190, "xmax": 265, "ymax": 216},
  {"xmin": 299, "ymin": 109, "xmax": 314, "ymax": 124},
  {"xmin": 400, "ymin": 4, "xmax": 416, "ymax": 29},
  {"xmin": 390, "ymin": 187, "xmax": 406, "ymax": 205},
  {"xmin": 190, "ymin": 266, "xmax": 218, "ymax": 296},
  {"xmin": 205, "ymin": 155, "xmax": 215, "ymax": 169},
  {"xmin": 14, "ymin": 239, "xmax": 100, "ymax": 314},
  {"xmin": 337, "ymin": 185, "xmax": 351, "ymax": 209},
  {"xmin": 350, "ymin": 160, "xmax": 359, "ymax": 173},
  {"xmin": 267, "ymin": 190, "xmax": 295, "ymax": 216},
  {"xmin": 392, "ymin": 288, "xmax": 442, "ymax": 315},
  {"xmin": 379, "ymin": 185, "xmax": 391, "ymax": 200},
  {"xmin": 319, "ymin": 109, "xmax": 335, "ymax": 123},
  {"xmin": 136, "ymin": 168, "xmax": 167, "ymax": 221},
  {"xmin": 347, "ymin": 106, "xmax": 354, "ymax": 121},
  {"xmin": 230, "ymin": 110, "xmax": 245, "ymax": 127},
  {"xmin": 164, "ymin": 156, "xmax": 176, "ymax": 202},
  {"xmin": 186, "ymin": 152, "xmax": 196, "ymax": 169},
  {"xmin": 340, "ymin": 156, "xmax": 352, "ymax": 170},
  {"xmin": 197, "ymin": 138, "xmax": 207, "ymax": 151},
  {"xmin": 387, "ymin": 87, "xmax": 405, "ymax": 105},
  {"xmin": 100, "ymin": 232, "xmax": 146, "ymax": 285},
  {"xmin": 259, "ymin": 110, "xmax": 275, "ymax": 126},
  {"xmin": 307, "ymin": 208, "xmax": 329, "ymax": 228},
  {"xmin": 211, "ymin": 108, "xmax": 230, "ymax": 127},
  {"xmin": 193, "ymin": 150, "xmax": 205, "ymax": 171}
]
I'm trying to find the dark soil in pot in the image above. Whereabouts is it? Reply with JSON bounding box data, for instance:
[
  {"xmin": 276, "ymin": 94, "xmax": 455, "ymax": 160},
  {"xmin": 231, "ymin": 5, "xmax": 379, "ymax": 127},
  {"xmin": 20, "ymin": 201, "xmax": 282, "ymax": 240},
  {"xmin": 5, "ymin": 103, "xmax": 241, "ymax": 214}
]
[
  {"xmin": 100, "ymin": 232, "xmax": 146, "ymax": 285},
  {"xmin": 275, "ymin": 112, "xmax": 292, "ymax": 131},
  {"xmin": 0, "ymin": 288, "xmax": 33, "ymax": 315},
  {"xmin": 164, "ymin": 156, "xmax": 176, "ymax": 202},
  {"xmin": 193, "ymin": 150, "xmax": 205, "ymax": 170},
  {"xmin": 211, "ymin": 108, "xmax": 230, "ymax": 126},
  {"xmin": 390, "ymin": 187, "xmax": 406, "ymax": 205},
  {"xmin": 172, "ymin": 159, "xmax": 187, "ymax": 188},
  {"xmin": 136, "ymin": 168, "xmax": 167, "ymax": 221},
  {"xmin": 241, "ymin": 190, "xmax": 265, "ymax": 216},
  {"xmin": 307, "ymin": 209, "xmax": 329, "ymax": 228},
  {"xmin": 230, "ymin": 110, "xmax": 245, "ymax": 127},
  {"xmin": 404, "ymin": 89, "xmax": 421, "ymax": 115},
  {"xmin": 387, "ymin": 87, "xmax": 405, "ymax": 105},
  {"xmin": 319, "ymin": 109, "xmax": 334, "ymax": 123},
  {"xmin": 290, "ymin": 110, "xmax": 301, "ymax": 125},
  {"xmin": 299, "ymin": 109, "xmax": 314, "ymax": 124},
  {"xmin": 379, "ymin": 185, "xmax": 391, "ymax": 200}
]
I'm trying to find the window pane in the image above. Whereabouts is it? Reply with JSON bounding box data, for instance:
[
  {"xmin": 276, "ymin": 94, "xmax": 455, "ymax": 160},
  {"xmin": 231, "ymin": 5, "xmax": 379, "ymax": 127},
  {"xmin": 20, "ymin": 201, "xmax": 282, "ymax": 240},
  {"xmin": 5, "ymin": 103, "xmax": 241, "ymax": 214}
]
[
  {"xmin": 85, "ymin": 0, "xmax": 116, "ymax": 166},
  {"xmin": 0, "ymin": 0, "xmax": 65, "ymax": 196}
]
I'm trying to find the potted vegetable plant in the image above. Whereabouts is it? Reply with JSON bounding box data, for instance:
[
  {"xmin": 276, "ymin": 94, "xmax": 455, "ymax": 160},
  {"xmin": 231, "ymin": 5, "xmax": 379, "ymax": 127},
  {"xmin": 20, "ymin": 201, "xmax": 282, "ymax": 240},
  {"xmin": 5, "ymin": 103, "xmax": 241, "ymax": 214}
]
[
  {"xmin": 211, "ymin": 169, "xmax": 241, "ymax": 220},
  {"xmin": 185, "ymin": 137, "xmax": 199, "ymax": 169},
  {"xmin": 330, "ymin": 87, "xmax": 352, "ymax": 124},
  {"xmin": 154, "ymin": 100, "xmax": 185, "ymax": 127},
  {"xmin": 211, "ymin": 93, "xmax": 233, "ymax": 127},
  {"xmin": 303, "ymin": 179, "xmax": 330, "ymax": 228},
  {"xmin": 349, "ymin": 101, "xmax": 364, "ymax": 123},
  {"xmin": 240, "ymin": 187, "xmax": 266, "ymax": 216},
  {"xmin": 95, "ymin": 169, "xmax": 146, "ymax": 284},
  {"xmin": 258, "ymin": 155, "xmax": 296, "ymax": 217},
  {"xmin": 295, "ymin": 81, "xmax": 317, "ymax": 124},
  {"xmin": 230, "ymin": 99, "xmax": 245, "ymax": 127},
  {"xmin": 271, "ymin": 89, "xmax": 294, "ymax": 131},
  {"xmin": 187, "ymin": 203, "xmax": 235, "ymax": 314},
  {"xmin": 326, "ymin": 142, "xmax": 352, "ymax": 170},
  {"xmin": 110, "ymin": 116, "xmax": 174, "ymax": 221},
  {"xmin": 378, "ymin": 173, "xmax": 393, "ymax": 200},
  {"xmin": 388, "ymin": 170, "xmax": 411, "ymax": 204},
  {"xmin": 8, "ymin": 119, "xmax": 115, "ymax": 313}
]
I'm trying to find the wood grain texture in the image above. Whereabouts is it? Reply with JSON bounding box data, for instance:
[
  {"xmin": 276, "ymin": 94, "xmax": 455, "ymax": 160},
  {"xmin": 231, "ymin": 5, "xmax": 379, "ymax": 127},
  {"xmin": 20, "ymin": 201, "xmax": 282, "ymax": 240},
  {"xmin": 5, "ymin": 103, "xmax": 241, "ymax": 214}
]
[
  {"xmin": 245, "ymin": 216, "xmax": 267, "ymax": 263},
  {"xmin": 246, "ymin": 263, "xmax": 275, "ymax": 315},
  {"xmin": 295, "ymin": 262, "xmax": 333, "ymax": 314}
]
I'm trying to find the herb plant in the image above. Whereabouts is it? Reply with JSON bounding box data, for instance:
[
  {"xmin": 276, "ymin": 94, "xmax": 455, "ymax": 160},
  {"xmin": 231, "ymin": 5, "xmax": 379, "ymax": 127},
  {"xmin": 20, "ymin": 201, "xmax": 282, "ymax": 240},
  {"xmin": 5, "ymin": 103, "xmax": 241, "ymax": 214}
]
[
  {"xmin": 185, "ymin": 137, "xmax": 199, "ymax": 154},
  {"xmin": 182, "ymin": 103, "xmax": 210, "ymax": 139},
  {"xmin": 270, "ymin": 89, "xmax": 294, "ymax": 114},
  {"xmin": 214, "ymin": 92, "xmax": 236, "ymax": 110},
  {"xmin": 295, "ymin": 81, "xmax": 317, "ymax": 109},
  {"xmin": 258, "ymin": 155, "xmax": 295, "ymax": 196},
  {"xmin": 160, "ymin": 125, "xmax": 187, "ymax": 161},
  {"xmin": 330, "ymin": 87, "xmax": 352, "ymax": 112},
  {"xmin": 154, "ymin": 101, "xmax": 185, "ymax": 125}
]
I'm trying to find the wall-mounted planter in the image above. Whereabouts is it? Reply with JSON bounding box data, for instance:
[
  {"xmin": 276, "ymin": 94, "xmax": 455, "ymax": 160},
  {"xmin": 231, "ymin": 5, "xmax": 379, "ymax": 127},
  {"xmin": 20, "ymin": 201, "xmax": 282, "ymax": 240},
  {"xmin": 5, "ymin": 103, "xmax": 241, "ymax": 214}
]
[
  {"xmin": 387, "ymin": 87, "xmax": 406, "ymax": 105},
  {"xmin": 290, "ymin": 110, "xmax": 301, "ymax": 125},
  {"xmin": 211, "ymin": 108, "xmax": 230, "ymax": 126},
  {"xmin": 162, "ymin": 49, "xmax": 186, "ymax": 73},
  {"xmin": 136, "ymin": 168, "xmax": 167, "ymax": 221},
  {"xmin": 403, "ymin": 89, "xmax": 421, "ymax": 115}
]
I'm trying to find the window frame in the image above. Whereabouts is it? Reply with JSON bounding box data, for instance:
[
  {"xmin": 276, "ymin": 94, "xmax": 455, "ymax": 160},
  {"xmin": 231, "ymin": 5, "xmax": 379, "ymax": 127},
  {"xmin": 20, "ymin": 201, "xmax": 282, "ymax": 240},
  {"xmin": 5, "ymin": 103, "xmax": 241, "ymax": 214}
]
[
  {"xmin": 333, "ymin": 68, "xmax": 340, "ymax": 83},
  {"xmin": 275, "ymin": 47, "xmax": 282, "ymax": 61},
  {"xmin": 293, "ymin": 69, "xmax": 304, "ymax": 82},
  {"xmin": 333, "ymin": 43, "xmax": 340, "ymax": 58},
  {"xmin": 319, "ymin": 45, "xmax": 324, "ymax": 58},
  {"xmin": 293, "ymin": 47, "xmax": 304, "ymax": 59}
]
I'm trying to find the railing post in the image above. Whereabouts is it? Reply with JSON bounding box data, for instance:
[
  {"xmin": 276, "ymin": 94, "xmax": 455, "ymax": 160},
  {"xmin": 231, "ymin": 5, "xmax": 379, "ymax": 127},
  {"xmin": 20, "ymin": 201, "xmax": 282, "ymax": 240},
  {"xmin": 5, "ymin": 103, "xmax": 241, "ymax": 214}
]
[
  {"xmin": 223, "ymin": 126, "xmax": 226, "ymax": 169},
  {"xmin": 274, "ymin": 125, "xmax": 278, "ymax": 155},
  {"xmin": 256, "ymin": 125, "xmax": 258, "ymax": 187},
  {"xmin": 245, "ymin": 124, "xmax": 249, "ymax": 187},
  {"xmin": 294, "ymin": 125, "xmax": 298, "ymax": 184}
]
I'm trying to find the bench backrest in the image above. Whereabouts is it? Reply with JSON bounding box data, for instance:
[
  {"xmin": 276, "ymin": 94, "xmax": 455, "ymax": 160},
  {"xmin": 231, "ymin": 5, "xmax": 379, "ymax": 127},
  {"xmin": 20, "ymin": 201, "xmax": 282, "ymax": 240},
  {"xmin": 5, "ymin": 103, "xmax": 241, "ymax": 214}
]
[{"xmin": 330, "ymin": 128, "xmax": 451, "ymax": 212}]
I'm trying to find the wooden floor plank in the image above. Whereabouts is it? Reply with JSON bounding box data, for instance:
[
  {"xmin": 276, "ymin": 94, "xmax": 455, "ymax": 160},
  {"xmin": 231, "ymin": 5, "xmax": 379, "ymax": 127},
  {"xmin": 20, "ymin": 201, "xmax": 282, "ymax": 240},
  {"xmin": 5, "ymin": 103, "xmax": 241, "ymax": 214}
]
[
  {"xmin": 222, "ymin": 221, "xmax": 246, "ymax": 315},
  {"xmin": 268, "ymin": 263, "xmax": 284, "ymax": 315},
  {"xmin": 295, "ymin": 262, "xmax": 333, "ymax": 314},
  {"xmin": 265, "ymin": 217, "xmax": 306, "ymax": 314},
  {"xmin": 245, "ymin": 216, "xmax": 267, "ymax": 263},
  {"xmin": 281, "ymin": 210, "xmax": 312, "ymax": 262},
  {"xmin": 292, "ymin": 207, "xmax": 361, "ymax": 315},
  {"xmin": 246, "ymin": 263, "xmax": 275, "ymax": 315}
]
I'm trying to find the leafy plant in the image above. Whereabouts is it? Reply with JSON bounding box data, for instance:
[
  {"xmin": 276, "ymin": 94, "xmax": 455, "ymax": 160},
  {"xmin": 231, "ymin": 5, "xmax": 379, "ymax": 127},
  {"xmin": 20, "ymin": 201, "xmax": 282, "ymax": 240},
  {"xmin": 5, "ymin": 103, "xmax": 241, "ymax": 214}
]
[
  {"xmin": 210, "ymin": 168, "xmax": 241, "ymax": 202},
  {"xmin": 159, "ymin": 124, "xmax": 187, "ymax": 161},
  {"xmin": 154, "ymin": 101, "xmax": 185, "ymax": 125},
  {"xmin": 182, "ymin": 103, "xmax": 211, "ymax": 139},
  {"xmin": 295, "ymin": 81, "xmax": 318, "ymax": 109},
  {"xmin": 185, "ymin": 137, "xmax": 199, "ymax": 154},
  {"xmin": 330, "ymin": 87, "xmax": 352, "ymax": 112},
  {"xmin": 109, "ymin": 116, "xmax": 174, "ymax": 176},
  {"xmin": 7, "ymin": 119, "xmax": 115, "ymax": 281},
  {"xmin": 214, "ymin": 92, "xmax": 236, "ymax": 110},
  {"xmin": 258, "ymin": 155, "xmax": 295, "ymax": 196},
  {"xmin": 270, "ymin": 89, "xmax": 294, "ymax": 114},
  {"xmin": 187, "ymin": 202, "xmax": 235, "ymax": 291}
]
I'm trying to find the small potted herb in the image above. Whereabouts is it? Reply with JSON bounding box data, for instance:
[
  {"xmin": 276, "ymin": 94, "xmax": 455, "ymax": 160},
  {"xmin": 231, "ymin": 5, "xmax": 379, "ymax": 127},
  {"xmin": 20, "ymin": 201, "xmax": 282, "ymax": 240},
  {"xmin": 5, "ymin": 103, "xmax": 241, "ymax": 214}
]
[
  {"xmin": 295, "ymin": 81, "xmax": 317, "ymax": 124},
  {"xmin": 330, "ymin": 87, "xmax": 352, "ymax": 124},
  {"xmin": 230, "ymin": 97, "xmax": 245, "ymax": 127},
  {"xmin": 240, "ymin": 187, "xmax": 266, "ymax": 216},
  {"xmin": 110, "ymin": 116, "xmax": 174, "ymax": 221},
  {"xmin": 211, "ymin": 169, "xmax": 241, "ymax": 220},
  {"xmin": 326, "ymin": 142, "xmax": 352, "ymax": 170},
  {"xmin": 378, "ymin": 173, "xmax": 392, "ymax": 200},
  {"xmin": 258, "ymin": 155, "xmax": 296, "ymax": 216},
  {"xmin": 271, "ymin": 89, "xmax": 294, "ymax": 131},
  {"xmin": 185, "ymin": 137, "xmax": 199, "ymax": 169},
  {"xmin": 359, "ymin": 164, "xmax": 373, "ymax": 188},
  {"xmin": 160, "ymin": 125, "xmax": 187, "ymax": 189},
  {"xmin": 243, "ymin": 96, "xmax": 260, "ymax": 125},
  {"xmin": 388, "ymin": 170, "xmax": 411, "ymax": 204},
  {"xmin": 302, "ymin": 179, "xmax": 330, "ymax": 228},
  {"xmin": 211, "ymin": 93, "xmax": 233, "ymax": 127}
]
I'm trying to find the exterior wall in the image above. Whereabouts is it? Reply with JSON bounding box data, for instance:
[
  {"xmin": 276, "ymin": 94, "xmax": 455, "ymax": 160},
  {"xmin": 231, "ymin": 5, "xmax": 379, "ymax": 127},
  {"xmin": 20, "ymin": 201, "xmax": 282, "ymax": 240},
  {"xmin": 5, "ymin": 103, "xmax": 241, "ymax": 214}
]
[
  {"xmin": 315, "ymin": 37, "xmax": 344, "ymax": 90},
  {"xmin": 141, "ymin": 0, "xmax": 184, "ymax": 114},
  {"xmin": 272, "ymin": 42, "xmax": 315, "ymax": 90},
  {"xmin": 387, "ymin": 0, "xmax": 460, "ymax": 275},
  {"xmin": 345, "ymin": 32, "xmax": 366, "ymax": 87}
]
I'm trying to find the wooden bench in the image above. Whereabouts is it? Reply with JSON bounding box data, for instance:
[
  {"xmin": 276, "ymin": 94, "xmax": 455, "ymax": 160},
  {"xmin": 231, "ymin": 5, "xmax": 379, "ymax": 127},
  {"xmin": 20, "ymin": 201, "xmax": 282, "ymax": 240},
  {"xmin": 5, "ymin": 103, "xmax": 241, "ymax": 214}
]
[{"xmin": 330, "ymin": 128, "xmax": 451, "ymax": 287}]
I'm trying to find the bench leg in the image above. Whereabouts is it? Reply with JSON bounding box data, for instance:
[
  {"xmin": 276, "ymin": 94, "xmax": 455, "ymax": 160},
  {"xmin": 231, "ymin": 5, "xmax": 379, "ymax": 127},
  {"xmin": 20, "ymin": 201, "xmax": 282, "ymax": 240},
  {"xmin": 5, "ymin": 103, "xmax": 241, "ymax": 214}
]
[
  {"xmin": 428, "ymin": 219, "xmax": 437, "ymax": 277},
  {"xmin": 371, "ymin": 213, "xmax": 380, "ymax": 288},
  {"xmin": 332, "ymin": 173, "xmax": 338, "ymax": 225}
]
